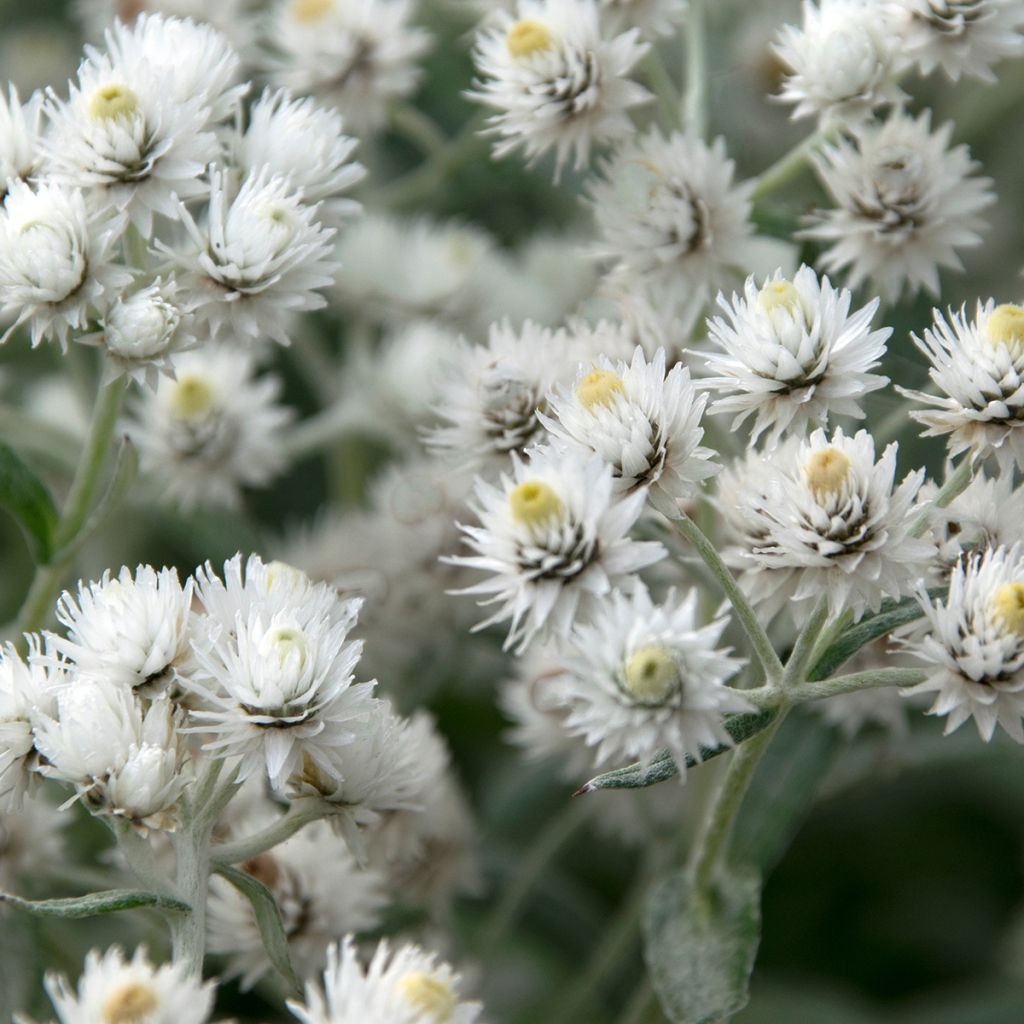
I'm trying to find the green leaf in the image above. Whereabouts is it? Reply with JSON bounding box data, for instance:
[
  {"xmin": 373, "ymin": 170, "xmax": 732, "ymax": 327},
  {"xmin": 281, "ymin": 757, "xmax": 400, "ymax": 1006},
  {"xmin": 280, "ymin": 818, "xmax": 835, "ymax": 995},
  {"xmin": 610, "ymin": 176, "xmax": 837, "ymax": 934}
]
[
  {"xmin": 644, "ymin": 865, "xmax": 762, "ymax": 1024},
  {"xmin": 213, "ymin": 863, "xmax": 301, "ymax": 995},
  {"xmin": 0, "ymin": 441, "xmax": 58, "ymax": 563},
  {"xmin": 0, "ymin": 888, "xmax": 190, "ymax": 918},
  {"xmin": 577, "ymin": 710, "xmax": 778, "ymax": 793}
]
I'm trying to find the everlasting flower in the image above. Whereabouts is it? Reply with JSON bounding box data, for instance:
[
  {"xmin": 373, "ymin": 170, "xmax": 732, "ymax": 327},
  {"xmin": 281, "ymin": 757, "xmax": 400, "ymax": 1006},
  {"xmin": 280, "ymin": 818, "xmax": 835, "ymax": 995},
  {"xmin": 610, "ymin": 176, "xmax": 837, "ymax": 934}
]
[
  {"xmin": 0, "ymin": 639, "xmax": 56, "ymax": 811},
  {"xmin": 773, "ymin": 0, "xmax": 904, "ymax": 123},
  {"xmin": 885, "ymin": 0, "xmax": 1024, "ymax": 81},
  {"xmin": 898, "ymin": 300, "xmax": 1024, "ymax": 473},
  {"xmin": 469, "ymin": 0, "xmax": 651, "ymax": 175},
  {"xmin": 447, "ymin": 447, "xmax": 666, "ymax": 652},
  {"xmin": 286, "ymin": 936, "xmax": 483, "ymax": 1024},
  {"xmin": 930, "ymin": 470, "xmax": 1024, "ymax": 564},
  {"xmin": 0, "ymin": 180, "xmax": 131, "ymax": 349},
  {"xmin": 703, "ymin": 266, "xmax": 891, "ymax": 447},
  {"xmin": 540, "ymin": 345, "xmax": 719, "ymax": 517},
  {"xmin": 44, "ymin": 946, "xmax": 215, "ymax": 1024},
  {"xmin": 0, "ymin": 85, "xmax": 44, "ymax": 195},
  {"xmin": 802, "ymin": 108, "xmax": 995, "ymax": 303},
  {"xmin": 903, "ymin": 544, "xmax": 1024, "ymax": 741},
  {"xmin": 559, "ymin": 583, "xmax": 749, "ymax": 775}
]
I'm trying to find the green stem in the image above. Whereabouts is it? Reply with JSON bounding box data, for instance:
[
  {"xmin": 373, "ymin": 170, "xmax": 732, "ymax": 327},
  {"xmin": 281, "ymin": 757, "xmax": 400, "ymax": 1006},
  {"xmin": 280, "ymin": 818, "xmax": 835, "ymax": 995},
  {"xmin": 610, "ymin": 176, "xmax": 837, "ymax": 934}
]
[
  {"xmin": 793, "ymin": 668, "xmax": 927, "ymax": 704},
  {"xmin": 911, "ymin": 456, "xmax": 973, "ymax": 538},
  {"xmin": 673, "ymin": 514, "xmax": 784, "ymax": 683},
  {"xmin": 211, "ymin": 798, "xmax": 327, "ymax": 865},
  {"xmin": 683, "ymin": 0, "xmax": 707, "ymax": 137},
  {"xmin": 782, "ymin": 598, "xmax": 830, "ymax": 689},
  {"xmin": 280, "ymin": 401, "xmax": 363, "ymax": 462},
  {"xmin": 750, "ymin": 126, "xmax": 830, "ymax": 201},
  {"xmin": 642, "ymin": 50, "xmax": 682, "ymax": 131},
  {"xmin": 389, "ymin": 102, "xmax": 448, "ymax": 156}
]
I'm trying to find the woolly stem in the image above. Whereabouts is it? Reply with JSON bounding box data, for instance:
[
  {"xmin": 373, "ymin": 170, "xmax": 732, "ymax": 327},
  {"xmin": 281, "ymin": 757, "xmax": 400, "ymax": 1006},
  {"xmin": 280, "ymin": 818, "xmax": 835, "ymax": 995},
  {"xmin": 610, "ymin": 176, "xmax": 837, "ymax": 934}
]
[
  {"xmin": 211, "ymin": 798, "xmax": 329, "ymax": 865},
  {"xmin": 792, "ymin": 668, "xmax": 928, "ymax": 704},
  {"xmin": 911, "ymin": 456, "xmax": 973, "ymax": 538},
  {"xmin": 683, "ymin": 0, "xmax": 708, "ymax": 138},
  {"xmin": 750, "ymin": 125, "xmax": 830, "ymax": 201}
]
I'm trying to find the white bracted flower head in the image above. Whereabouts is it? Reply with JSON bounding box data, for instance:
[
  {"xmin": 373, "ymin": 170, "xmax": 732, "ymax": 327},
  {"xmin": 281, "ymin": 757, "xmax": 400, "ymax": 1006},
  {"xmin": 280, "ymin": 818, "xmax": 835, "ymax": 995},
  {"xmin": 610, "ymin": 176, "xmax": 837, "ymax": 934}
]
[
  {"xmin": 77, "ymin": 0, "xmax": 253, "ymax": 51},
  {"xmin": 903, "ymin": 544, "xmax": 1024, "ymax": 741},
  {"xmin": 469, "ymin": 0, "xmax": 652, "ymax": 176},
  {"xmin": 736, "ymin": 427, "xmax": 935, "ymax": 619},
  {"xmin": 125, "ymin": 347, "xmax": 294, "ymax": 509},
  {"xmin": 208, "ymin": 821, "xmax": 387, "ymax": 989},
  {"xmin": 703, "ymin": 265, "xmax": 892, "ymax": 448},
  {"xmin": 560, "ymin": 583, "xmax": 750, "ymax": 775},
  {"xmin": 898, "ymin": 300, "xmax": 1024, "ymax": 473},
  {"xmin": 0, "ymin": 638, "xmax": 57, "ymax": 812},
  {"xmin": 0, "ymin": 180, "xmax": 131, "ymax": 349},
  {"xmin": 44, "ymin": 946, "xmax": 215, "ymax": 1024},
  {"xmin": 85, "ymin": 278, "xmax": 198, "ymax": 386},
  {"xmin": 235, "ymin": 88, "xmax": 365, "ymax": 228},
  {"xmin": 931, "ymin": 471, "xmax": 1024, "ymax": 565},
  {"xmin": 286, "ymin": 936, "xmax": 483, "ymax": 1024},
  {"xmin": 427, "ymin": 319, "xmax": 574, "ymax": 475},
  {"xmin": 186, "ymin": 584, "xmax": 377, "ymax": 792},
  {"xmin": 446, "ymin": 447, "xmax": 667, "ymax": 652},
  {"xmin": 540, "ymin": 345, "xmax": 719, "ymax": 518},
  {"xmin": 43, "ymin": 44, "xmax": 220, "ymax": 234},
  {"xmin": 169, "ymin": 166, "xmax": 337, "ymax": 345},
  {"xmin": 588, "ymin": 130, "xmax": 754, "ymax": 310},
  {"xmin": 802, "ymin": 108, "xmax": 995, "ymax": 304},
  {"xmin": 773, "ymin": 0, "xmax": 904, "ymax": 123},
  {"xmin": 885, "ymin": 0, "xmax": 1024, "ymax": 81},
  {"xmin": 267, "ymin": 0, "xmax": 431, "ymax": 136},
  {"xmin": 0, "ymin": 85, "xmax": 44, "ymax": 194},
  {"xmin": 599, "ymin": 0, "xmax": 689, "ymax": 39},
  {"xmin": 33, "ymin": 682, "xmax": 187, "ymax": 831},
  {"xmin": 48, "ymin": 564, "xmax": 194, "ymax": 697}
]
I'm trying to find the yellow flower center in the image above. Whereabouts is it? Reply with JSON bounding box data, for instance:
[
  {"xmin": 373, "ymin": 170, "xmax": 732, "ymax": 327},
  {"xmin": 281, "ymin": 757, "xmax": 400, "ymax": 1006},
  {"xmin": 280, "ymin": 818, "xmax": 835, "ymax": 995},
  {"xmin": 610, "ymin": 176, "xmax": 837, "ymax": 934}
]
[
  {"xmin": 804, "ymin": 447, "xmax": 852, "ymax": 498},
  {"xmin": 993, "ymin": 582, "xmax": 1024, "ymax": 637},
  {"xmin": 169, "ymin": 374, "xmax": 215, "ymax": 419},
  {"xmin": 264, "ymin": 625, "xmax": 308, "ymax": 668},
  {"xmin": 757, "ymin": 279, "xmax": 801, "ymax": 317},
  {"xmin": 88, "ymin": 83, "xmax": 139, "ymax": 122},
  {"xmin": 398, "ymin": 971, "xmax": 457, "ymax": 1021},
  {"xmin": 509, "ymin": 480, "xmax": 563, "ymax": 528},
  {"xmin": 577, "ymin": 369, "xmax": 625, "ymax": 411},
  {"xmin": 986, "ymin": 303, "xmax": 1024, "ymax": 357},
  {"xmin": 102, "ymin": 982, "xmax": 159, "ymax": 1024},
  {"xmin": 507, "ymin": 19, "xmax": 553, "ymax": 58},
  {"xmin": 624, "ymin": 645, "xmax": 680, "ymax": 703},
  {"xmin": 291, "ymin": 0, "xmax": 332, "ymax": 22}
]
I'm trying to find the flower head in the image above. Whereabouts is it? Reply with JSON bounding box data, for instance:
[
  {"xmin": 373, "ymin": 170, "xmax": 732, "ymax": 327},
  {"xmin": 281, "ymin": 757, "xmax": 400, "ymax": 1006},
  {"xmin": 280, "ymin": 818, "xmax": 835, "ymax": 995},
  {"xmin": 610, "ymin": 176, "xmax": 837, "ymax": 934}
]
[{"xmin": 0, "ymin": 85, "xmax": 44, "ymax": 195}]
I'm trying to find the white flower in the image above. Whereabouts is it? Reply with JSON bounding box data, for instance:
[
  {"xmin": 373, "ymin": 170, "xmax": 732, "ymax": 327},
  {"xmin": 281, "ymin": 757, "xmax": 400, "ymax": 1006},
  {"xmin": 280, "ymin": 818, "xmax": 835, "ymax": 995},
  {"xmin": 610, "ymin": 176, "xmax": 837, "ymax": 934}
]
[
  {"xmin": 903, "ymin": 544, "xmax": 1024, "ymax": 741},
  {"xmin": 447, "ymin": 447, "xmax": 666, "ymax": 652},
  {"xmin": 0, "ymin": 85, "xmax": 44, "ymax": 193},
  {"xmin": 773, "ymin": 0, "xmax": 904, "ymax": 123},
  {"xmin": 286, "ymin": 936, "xmax": 483, "ymax": 1024},
  {"xmin": 588, "ymin": 130, "xmax": 754, "ymax": 311},
  {"xmin": 44, "ymin": 946, "xmax": 215, "ymax": 1024},
  {"xmin": 43, "ymin": 45, "xmax": 219, "ymax": 234},
  {"xmin": 76, "ymin": 0, "xmax": 253, "ymax": 52},
  {"xmin": 802, "ymin": 108, "xmax": 995, "ymax": 304},
  {"xmin": 33, "ymin": 682, "xmax": 187, "ymax": 830},
  {"xmin": 235, "ymin": 87, "xmax": 365, "ymax": 228},
  {"xmin": 703, "ymin": 265, "xmax": 891, "ymax": 448},
  {"xmin": 48, "ymin": 564, "xmax": 194, "ymax": 697},
  {"xmin": 897, "ymin": 300, "xmax": 1024, "ymax": 473},
  {"xmin": 186, "ymin": 584, "xmax": 377, "ymax": 792},
  {"xmin": 208, "ymin": 822, "xmax": 387, "ymax": 990},
  {"xmin": 885, "ymin": 0, "xmax": 1024, "ymax": 81},
  {"xmin": 168, "ymin": 166, "xmax": 336, "ymax": 345},
  {"xmin": 599, "ymin": 0, "xmax": 688, "ymax": 39},
  {"xmin": 0, "ymin": 794, "xmax": 65, "ymax": 892},
  {"xmin": 469, "ymin": 0, "xmax": 651, "ymax": 175},
  {"xmin": 266, "ymin": 0, "xmax": 431, "ymax": 136},
  {"xmin": 558, "ymin": 583, "xmax": 748, "ymax": 774},
  {"xmin": 0, "ymin": 180, "xmax": 131, "ymax": 349},
  {"xmin": 732, "ymin": 427, "xmax": 934, "ymax": 619},
  {"xmin": 540, "ymin": 345, "xmax": 718, "ymax": 517},
  {"xmin": 931, "ymin": 471, "xmax": 1024, "ymax": 564},
  {"xmin": 125, "ymin": 347, "xmax": 294, "ymax": 509}
]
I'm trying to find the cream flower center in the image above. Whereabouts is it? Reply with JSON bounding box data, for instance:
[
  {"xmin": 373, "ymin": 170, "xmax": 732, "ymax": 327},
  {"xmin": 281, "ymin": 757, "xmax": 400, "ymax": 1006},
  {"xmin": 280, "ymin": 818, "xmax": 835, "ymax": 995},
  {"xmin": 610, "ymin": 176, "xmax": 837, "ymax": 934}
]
[
  {"xmin": 624, "ymin": 645, "xmax": 681, "ymax": 703},
  {"xmin": 169, "ymin": 374, "xmax": 216, "ymax": 419},
  {"xmin": 577, "ymin": 369, "xmax": 625, "ymax": 410},
  {"xmin": 88, "ymin": 83, "xmax": 139, "ymax": 122},
  {"xmin": 102, "ymin": 981, "xmax": 158, "ymax": 1024},
  {"xmin": 398, "ymin": 971, "xmax": 457, "ymax": 1021},
  {"xmin": 265, "ymin": 560, "xmax": 310, "ymax": 593},
  {"xmin": 507, "ymin": 19, "xmax": 553, "ymax": 58},
  {"xmin": 993, "ymin": 582, "xmax": 1024, "ymax": 637},
  {"xmin": 262, "ymin": 625, "xmax": 308, "ymax": 669},
  {"xmin": 804, "ymin": 447, "xmax": 851, "ymax": 498},
  {"xmin": 987, "ymin": 304, "xmax": 1024, "ymax": 357},
  {"xmin": 509, "ymin": 480, "xmax": 563, "ymax": 527},
  {"xmin": 757, "ymin": 279, "xmax": 801, "ymax": 317},
  {"xmin": 291, "ymin": 0, "xmax": 333, "ymax": 22}
]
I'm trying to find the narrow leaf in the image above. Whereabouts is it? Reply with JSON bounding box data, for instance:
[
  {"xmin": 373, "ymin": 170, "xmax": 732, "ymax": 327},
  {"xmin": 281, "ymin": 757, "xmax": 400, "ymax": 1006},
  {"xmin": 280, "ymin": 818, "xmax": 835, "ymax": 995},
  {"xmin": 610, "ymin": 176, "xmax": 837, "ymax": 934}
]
[
  {"xmin": 0, "ymin": 441, "xmax": 58, "ymax": 563},
  {"xmin": 644, "ymin": 865, "xmax": 762, "ymax": 1024},
  {"xmin": 0, "ymin": 888, "xmax": 189, "ymax": 918},
  {"xmin": 577, "ymin": 710, "xmax": 778, "ymax": 793},
  {"xmin": 214, "ymin": 863, "xmax": 301, "ymax": 994}
]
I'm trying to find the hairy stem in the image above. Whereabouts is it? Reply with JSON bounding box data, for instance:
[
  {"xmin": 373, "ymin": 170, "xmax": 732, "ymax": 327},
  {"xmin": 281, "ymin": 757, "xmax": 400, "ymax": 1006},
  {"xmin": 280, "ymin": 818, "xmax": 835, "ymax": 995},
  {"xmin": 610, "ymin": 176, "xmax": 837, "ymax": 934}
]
[
  {"xmin": 911, "ymin": 456, "xmax": 973, "ymax": 538},
  {"xmin": 212, "ymin": 798, "xmax": 328, "ymax": 865},
  {"xmin": 793, "ymin": 667, "xmax": 928, "ymax": 704},
  {"xmin": 750, "ymin": 126, "xmax": 830, "ymax": 201}
]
